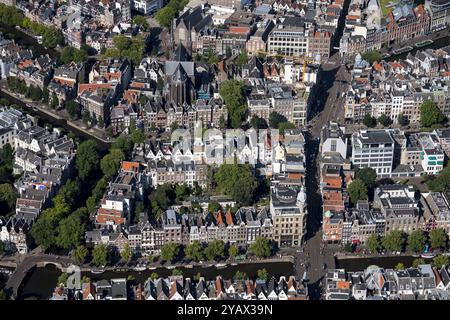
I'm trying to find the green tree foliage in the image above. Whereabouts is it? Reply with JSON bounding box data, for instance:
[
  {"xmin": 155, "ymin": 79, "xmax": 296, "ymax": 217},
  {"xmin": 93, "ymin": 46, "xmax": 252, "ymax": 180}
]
[
  {"xmin": 236, "ymin": 49, "xmax": 249, "ymax": 68},
  {"xmin": 355, "ymin": 167, "xmax": 377, "ymax": 188},
  {"xmin": 429, "ymin": 228, "xmax": 447, "ymax": 249},
  {"xmin": 382, "ymin": 230, "xmax": 405, "ymax": 253},
  {"xmin": 30, "ymin": 210, "xmax": 58, "ymax": 250},
  {"xmin": 250, "ymin": 115, "xmax": 268, "ymax": 129},
  {"xmin": 363, "ymin": 113, "xmax": 377, "ymax": 128},
  {"xmin": 21, "ymin": 17, "xmax": 64, "ymax": 48},
  {"xmin": 104, "ymin": 35, "xmax": 146, "ymax": 64},
  {"xmin": 172, "ymin": 268, "xmax": 183, "ymax": 276},
  {"xmin": 407, "ymin": 230, "xmax": 426, "ymax": 253},
  {"xmin": 249, "ymin": 236, "xmax": 271, "ymax": 258},
  {"xmin": 257, "ymin": 268, "xmax": 269, "ymax": 280},
  {"xmin": 398, "ymin": 113, "xmax": 409, "ymax": 126},
  {"xmin": 204, "ymin": 240, "xmax": 225, "ymax": 261},
  {"xmin": 76, "ymin": 140, "xmax": 100, "ymax": 180},
  {"xmin": 219, "ymin": 80, "xmax": 247, "ymax": 129},
  {"xmin": 432, "ymin": 255, "xmax": 449, "ymax": 269},
  {"xmin": 50, "ymin": 93, "xmax": 59, "ymax": 109},
  {"xmin": 214, "ymin": 164, "xmax": 257, "ymax": 205},
  {"xmin": 427, "ymin": 167, "xmax": 450, "ymax": 193},
  {"xmin": 0, "ymin": 240, "xmax": 4, "ymax": 255},
  {"xmin": 132, "ymin": 15, "xmax": 149, "ymax": 31},
  {"xmin": 185, "ymin": 241, "xmax": 204, "ymax": 262},
  {"xmin": 412, "ymin": 258, "xmax": 425, "ymax": 268},
  {"xmin": 361, "ymin": 50, "xmax": 381, "ymax": 64},
  {"xmin": 92, "ymin": 244, "xmax": 109, "ymax": 267},
  {"xmin": 150, "ymin": 272, "xmax": 159, "ymax": 280},
  {"xmin": 347, "ymin": 179, "xmax": 368, "ymax": 205},
  {"xmin": 100, "ymin": 148, "xmax": 125, "ymax": 178},
  {"xmin": 228, "ymin": 244, "xmax": 238, "ymax": 258},
  {"xmin": 378, "ymin": 114, "xmax": 391, "ymax": 127},
  {"xmin": 60, "ymin": 46, "xmax": 88, "ymax": 64},
  {"xmin": 234, "ymin": 271, "xmax": 247, "ymax": 280},
  {"xmin": 131, "ymin": 128, "xmax": 146, "ymax": 145},
  {"xmin": 155, "ymin": 6, "xmax": 177, "ymax": 28},
  {"xmin": 65, "ymin": 100, "xmax": 81, "ymax": 120},
  {"xmin": 207, "ymin": 201, "xmax": 222, "ymax": 213},
  {"xmin": 366, "ymin": 234, "xmax": 381, "ymax": 253},
  {"xmin": 121, "ymin": 243, "xmax": 132, "ymax": 262},
  {"xmin": 72, "ymin": 245, "xmax": 88, "ymax": 265},
  {"xmin": 420, "ymin": 100, "xmax": 445, "ymax": 128},
  {"xmin": 56, "ymin": 214, "xmax": 85, "ymax": 249},
  {"xmin": 175, "ymin": 184, "xmax": 190, "ymax": 202},
  {"xmin": 269, "ymin": 111, "xmax": 287, "ymax": 129},
  {"xmin": 395, "ymin": 263, "xmax": 405, "ymax": 270},
  {"xmin": 160, "ymin": 242, "xmax": 180, "ymax": 262},
  {"xmin": 57, "ymin": 272, "xmax": 69, "ymax": 286},
  {"xmin": 0, "ymin": 183, "xmax": 17, "ymax": 211}
]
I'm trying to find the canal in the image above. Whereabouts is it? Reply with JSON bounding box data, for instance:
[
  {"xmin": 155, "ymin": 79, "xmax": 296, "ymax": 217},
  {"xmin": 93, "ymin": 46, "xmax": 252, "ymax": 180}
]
[{"xmin": 17, "ymin": 261, "xmax": 295, "ymax": 300}]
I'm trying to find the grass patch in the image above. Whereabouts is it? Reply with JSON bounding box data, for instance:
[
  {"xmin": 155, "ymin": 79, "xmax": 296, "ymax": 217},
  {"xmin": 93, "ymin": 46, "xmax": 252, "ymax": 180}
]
[{"xmin": 380, "ymin": 0, "xmax": 398, "ymax": 16}]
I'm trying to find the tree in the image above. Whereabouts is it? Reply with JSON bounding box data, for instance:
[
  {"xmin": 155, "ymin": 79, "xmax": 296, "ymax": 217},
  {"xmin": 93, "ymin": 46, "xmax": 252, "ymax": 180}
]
[
  {"xmin": 120, "ymin": 243, "xmax": 132, "ymax": 262},
  {"xmin": 215, "ymin": 164, "xmax": 258, "ymax": 205},
  {"xmin": 378, "ymin": 114, "xmax": 391, "ymax": 127},
  {"xmin": 356, "ymin": 168, "xmax": 377, "ymax": 188},
  {"xmin": 250, "ymin": 115, "xmax": 268, "ymax": 129},
  {"xmin": 269, "ymin": 111, "xmax": 288, "ymax": 129},
  {"xmin": 219, "ymin": 80, "xmax": 247, "ymax": 129},
  {"xmin": 82, "ymin": 111, "xmax": 91, "ymax": 127},
  {"xmin": 361, "ymin": 50, "xmax": 381, "ymax": 64},
  {"xmin": 427, "ymin": 167, "xmax": 450, "ymax": 193},
  {"xmin": 132, "ymin": 15, "xmax": 149, "ymax": 31},
  {"xmin": 420, "ymin": 100, "xmax": 445, "ymax": 128},
  {"xmin": 155, "ymin": 6, "xmax": 177, "ymax": 28},
  {"xmin": 257, "ymin": 268, "xmax": 269, "ymax": 280},
  {"xmin": 278, "ymin": 121, "xmax": 296, "ymax": 135},
  {"xmin": 0, "ymin": 183, "xmax": 17, "ymax": 210},
  {"xmin": 193, "ymin": 272, "xmax": 202, "ymax": 281},
  {"xmin": 236, "ymin": 49, "xmax": 249, "ymax": 68},
  {"xmin": 249, "ymin": 237, "xmax": 271, "ymax": 258},
  {"xmin": 57, "ymin": 272, "xmax": 69, "ymax": 286},
  {"xmin": 228, "ymin": 245, "xmax": 238, "ymax": 259},
  {"xmin": 72, "ymin": 245, "xmax": 88, "ymax": 265},
  {"xmin": 30, "ymin": 214, "xmax": 57, "ymax": 250},
  {"xmin": 429, "ymin": 228, "xmax": 447, "ymax": 249},
  {"xmin": 185, "ymin": 241, "xmax": 204, "ymax": 262},
  {"xmin": 0, "ymin": 289, "xmax": 7, "ymax": 300},
  {"xmin": 60, "ymin": 46, "xmax": 87, "ymax": 64},
  {"xmin": 234, "ymin": 271, "xmax": 247, "ymax": 280},
  {"xmin": 407, "ymin": 230, "xmax": 426, "ymax": 253},
  {"xmin": 56, "ymin": 215, "xmax": 85, "ymax": 249},
  {"xmin": 363, "ymin": 113, "xmax": 376, "ymax": 128},
  {"xmin": 50, "ymin": 93, "xmax": 59, "ymax": 109},
  {"xmin": 412, "ymin": 258, "xmax": 425, "ymax": 268},
  {"xmin": 432, "ymin": 255, "xmax": 449, "ymax": 269},
  {"xmin": 97, "ymin": 116, "xmax": 104, "ymax": 129},
  {"xmin": 131, "ymin": 128, "xmax": 146, "ymax": 145},
  {"xmin": 150, "ymin": 272, "xmax": 159, "ymax": 280},
  {"xmin": 347, "ymin": 179, "xmax": 368, "ymax": 205},
  {"xmin": 344, "ymin": 243, "xmax": 353, "ymax": 253},
  {"xmin": 207, "ymin": 201, "xmax": 222, "ymax": 213},
  {"xmin": 0, "ymin": 240, "xmax": 4, "ymax": 255},
  {"xmin": 204, "ymin": 240, "xmax": 225, "ymax": 261},
  {"xmin": 398, "ymin": 113, "xmax": 409, "ymax": 126},
  {"xmin": 366, "ymin": 234, "xmax": 381, "ymax": 253},
  {"xmin": 92, "ymin": 244, "xmax": 108, "ymax": 267},
  {"xmin": 395, "ymin": 263, "xmax": 405, "ymax": 270},
  {"xmin": 42, "ymin": 87, "xmax": 49, "ymax": 103},
  {"xmin": 76, "ymin": 140, "xmax": 100, "ymax": 180},
  {"xmin": 382, "ymin": 230, "xmax": 405, "ymax": 253},
  {"xmin": 100, "ymin": 148, "xmax": 124, "ymax": 178},
  {"xmin": 160, "ymin": 242, "xmax": 180, "ymax": 263},
  {"xmin": 172, "ymin": 268, "xmax": 183, "ymax": 276},
  {"xmin": 65, "ymin": 100, "xmax": 80, "ymax": 120}
]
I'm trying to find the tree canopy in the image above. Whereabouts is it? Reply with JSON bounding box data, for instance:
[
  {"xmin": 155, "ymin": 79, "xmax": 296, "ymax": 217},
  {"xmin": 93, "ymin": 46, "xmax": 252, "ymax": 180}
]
[
  {"xmin": 420, "ymin": 100, "xmax": 445, "ymax": 128},
  {"xmin": 132, "ymin": 15, "xmax": 149, "ymax": 31},
  {"xmin": 363, "ymin": 114, "xmax": 377, "ymax": 128},
  {"xmin": 427, "ymin": 167, "xmax": 450, "ymax": 193},
  {"xmin": 382, "ymin": 230, "xmax": 405, "ymax": 252},
  {"xmin": 407, "ymin": 230, "xmax": 426, "ymax": 253},
  {"xmin": 76, "ymin": 140, "xmax": 100, "ymax": 180},
  {"xmin": 92, "ymin": 244, "xmax": 109, "ymax": 267},
  {"xmin": 366, "ymin": 234, "xmax": 381, "ymax": 254},
  {"xmin": 185, "ymin": 241, "xmax": 204, "ymax": 262},
  {"xmin": 362, "ymin": 51, "xmax": 381, "ymax": 64},
  {"xmin": 204, "ymin": 240, "xmax": 225, "ymax": 261},
  {"xmin": 249, "ymin": 237, "xmax": 271, "ymax": 258},
  {"xmin": 378, "ymin": 114, "xmax": 391, "ymax": 127},
  {"xmin": 214, "ymin": 164, "xmax": 257, "ymax": 205},
  {"xmin": 100, "ymin": 148, "xmax": 124, "ymax": 179},
  {"xmin": 347, "ymin": 179, "xmax": 368, "ymax": 205},
  {"xmin": 219, "ymin": 80, "xmax": 247, "ymax": 129},
  {"xmin": 429, "ymin": 228, "xmax": 447, "ymax": 249},
  {"xmin": 356, "ymin": 167, "xmax": 377, "ymax": 188},
  {"xmin": 160, "ymin": 242, "xmax": 180, "ymax": 262},
  {"xmin": 104, "ymin": 35, "xmax": 146, "ymax": 64}
]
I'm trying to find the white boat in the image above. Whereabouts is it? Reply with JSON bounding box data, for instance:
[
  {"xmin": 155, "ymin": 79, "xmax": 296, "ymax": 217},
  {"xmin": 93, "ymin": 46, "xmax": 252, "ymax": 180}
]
[
  {"xmin": 91, "ymin": 269, "xmax": 104, "ymax": 274},
  {"xmin": 421, "ymin": 253, "xmax": 436, "ymax": 259},
  {"xmin": 167, "ymin": 265, "xmax": 176, "ymax": 270},
  {"xmin": 134, "ymin": 267, "xmax": 146, "ymax": 271},
  {"xmin": 216, "ymin": 263, "xmax": 227, "ymax": 269}
]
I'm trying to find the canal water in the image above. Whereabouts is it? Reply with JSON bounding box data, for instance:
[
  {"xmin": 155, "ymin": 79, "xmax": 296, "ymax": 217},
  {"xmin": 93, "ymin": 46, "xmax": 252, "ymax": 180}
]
[{"xmin": 18, "ymin": 261, "xmax": 295, "ymax": 300}]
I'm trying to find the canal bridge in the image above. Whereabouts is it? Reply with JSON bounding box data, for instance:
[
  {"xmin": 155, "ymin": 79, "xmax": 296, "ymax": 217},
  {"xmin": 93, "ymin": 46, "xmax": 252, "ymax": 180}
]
[{"xmin": 5, "ymin": 253, "xmax": 74, "ymax": 299}]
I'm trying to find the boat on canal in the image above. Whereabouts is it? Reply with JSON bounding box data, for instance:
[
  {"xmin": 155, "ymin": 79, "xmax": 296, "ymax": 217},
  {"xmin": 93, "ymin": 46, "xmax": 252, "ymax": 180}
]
[
  {"xmin": 392, "ymin": 46, "xmax": 413, "ymax": 55},
  {"xmin": 414, "ymin": 39, "xmax": 434, "ymax": 48},
  {"xmin": 91, "ymin": 269, "xmax": 105, "ymax": 274}
]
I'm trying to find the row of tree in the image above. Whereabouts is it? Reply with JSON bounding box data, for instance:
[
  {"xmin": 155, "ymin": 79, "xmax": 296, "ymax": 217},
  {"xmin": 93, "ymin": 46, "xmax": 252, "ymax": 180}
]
[
  {"xmin": 103, "ymin": 35, "xmax": 147, "ymax": 65},
  {"xmin": 364, "ymin": 228, "xmax": 447, "ymax": 254},
  {"xmin": 155, "ymin": 0, "xmax": 189, "ymax": 28},
  {"xmin": 6, "ymin": 77, "xmax": 59, "ymax": 108},
  {"xmin": 159, "ymin": 237, "xmax": 272, "ymax": 264}
]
